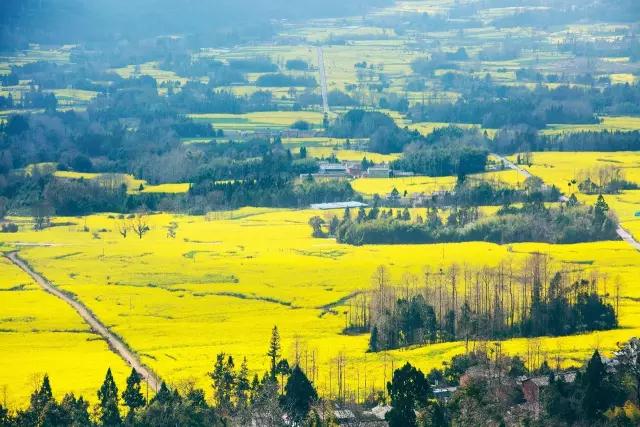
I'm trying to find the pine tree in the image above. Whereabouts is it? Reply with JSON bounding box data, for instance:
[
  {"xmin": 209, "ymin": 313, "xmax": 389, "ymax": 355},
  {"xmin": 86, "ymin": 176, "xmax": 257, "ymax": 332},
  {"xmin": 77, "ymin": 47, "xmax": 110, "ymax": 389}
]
[
  {"xmin": 250, "ymin": 374, "xmax": 261, "ymax": 404},
  {"xmin": 342, "ymin": 207, "xmax": 351, "ymax": 223},
  {"xmin": 284, "ymin": 365, "xmax": 318, "ymax": 423},
  {"xmin": 30, "ymin": 374, "xmax": 53, "ymax": 415},
  {"xmin": 152, "ymin": 382, "xmax": 172, "ymax": 405},
  {"xmin": 276, "ymin": 359, "xmax": 291, "ymax": 395},
  {"xmin": 122, "ymin": 368, "xmax": 145, "ymax": 419},
  {"xmin": 267, "ymin": 326, "xmax": 281, "ymax": 378},
  {"xmin": 235, "ymin": 357, "xmax": 251, "ymax": 410},
  {"xmin": 568, "ymin": 193, "xmax": 579, "ymax": 207},
  {"xmin": 61, "ymin": 393, "xmax": 91, "ymax": 427},
  {"xmin": 210, "ymin": 353, "xmax": 235, "ymax": 413},
  {"xmin": 97, "ymin": 368, "xmax": 121, "ymax": 426},
  {"xmin": 594, "ymin": 194, "xmax": 609, "ymax": 225}
]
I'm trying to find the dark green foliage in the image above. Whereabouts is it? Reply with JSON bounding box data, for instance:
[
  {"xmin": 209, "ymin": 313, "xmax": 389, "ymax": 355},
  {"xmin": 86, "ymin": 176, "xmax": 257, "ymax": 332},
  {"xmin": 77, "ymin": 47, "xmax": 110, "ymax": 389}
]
[
  {"xmin": 285, "ymin": 59, "xmax": 309, "ymax": 71},
  {"xmin": 210, "ymin": 353, "xmax": 236, "ymax": 414},
  {"xmin": 329, "ymin": 109, "xmax": 424, "ymax": 153},
  {"xmin": 142, "ymin": 384, "xmax": 222, "ymax": 427},
  {"xmin": 581, "ymin": 350, "xmax": 624, "ymax": 419},
  {"xmin": 267, "ymin": 325, "xmax": 281, "ymax": 379},
  {"xmin": 386, "ymin": 363, "xmax": 432, "ymax": 427},
  {"xmin": 189, "ymin": 177, "xmax": 355, "ymax": 210},
  {"xmin": 328, "ymin": 199, "xmax": 617, "ymax": 246},
  {"xmin": 255, "ymin": 73, "xmax": 317, "ymax": 87},
  {"xmin": 392, "ymin": 144, "xmax": 488, "ymax": 177},
  {"xmin": 122, "ymin": 368, "xmax": 145, "ymax": 419},
  {"xmin": 97, "ymin": 368, "xmax": 121, "ymax": 426},
  {"xmin": 30, "ymin": 374, "xmax": 53, "ymax": 415},
  {"xmin": 283, "ymin": 365, "xmax": 317, "ymax": 423}
]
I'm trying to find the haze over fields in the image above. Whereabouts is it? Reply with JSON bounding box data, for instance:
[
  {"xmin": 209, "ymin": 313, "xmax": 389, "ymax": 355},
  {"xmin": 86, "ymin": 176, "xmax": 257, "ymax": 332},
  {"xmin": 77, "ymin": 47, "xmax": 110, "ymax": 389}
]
[{"xmin": 1, "ymin": 1, "xmax": 640, "ymax": 426}]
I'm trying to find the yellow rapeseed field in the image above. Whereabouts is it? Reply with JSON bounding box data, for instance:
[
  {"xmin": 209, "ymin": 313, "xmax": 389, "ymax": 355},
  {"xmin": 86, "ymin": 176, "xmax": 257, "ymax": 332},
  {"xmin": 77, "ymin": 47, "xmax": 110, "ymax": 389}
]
[
  {"xmin": 351, "ymin": 170, "xmax": 524, "ymax": 195},
  {"xmin": 515, "ymin": 151, "xmax": 640, "ymax": 239},
  {"xmin": 2, "ymin": 208, "xmax": 639, "ymax": 405},
  {"xmin": 0, "ymin": 257, "xmax": 129, "ymax": 410}
]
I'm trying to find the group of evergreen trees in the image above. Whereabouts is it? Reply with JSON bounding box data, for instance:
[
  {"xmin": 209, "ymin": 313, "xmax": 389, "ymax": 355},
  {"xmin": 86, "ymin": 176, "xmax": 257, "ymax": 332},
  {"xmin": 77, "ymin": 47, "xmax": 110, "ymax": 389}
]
[
  {"xmin": 311, "ymin": 194, "xmax": 618, "ymax": 246},
  {"xmin": 3, "ymin": 333, "xmax": 640, "ymax": 426},
  {"xmin": 0, "ymin": 326, "xmax": 318, "ymax": 427}
]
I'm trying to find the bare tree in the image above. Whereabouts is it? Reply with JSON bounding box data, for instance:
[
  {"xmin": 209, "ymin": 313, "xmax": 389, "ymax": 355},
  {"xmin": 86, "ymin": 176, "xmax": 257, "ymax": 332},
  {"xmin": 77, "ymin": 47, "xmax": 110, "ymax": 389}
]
[
  {"xmin": 166, "ymin": 221, "xmax": 178, "ymax": 239},
  {"xmin": 131, "ymin": 212, "xmax": 150, "ymax": 239},
  {"xmin": 116, "ymin": 217, "xmax": 129, "ymax": 238}
]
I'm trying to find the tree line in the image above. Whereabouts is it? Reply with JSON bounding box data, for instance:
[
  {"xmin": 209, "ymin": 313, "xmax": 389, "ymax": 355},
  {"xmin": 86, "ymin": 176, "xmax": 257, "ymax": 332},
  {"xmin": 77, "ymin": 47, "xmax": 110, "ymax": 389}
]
[
  {"xmin": 355, "ymin": 254, "xmax": 617, "ymax": 352},
  {"xmin": 311, "ymin": 194, "xmax": 618, "ymax": 245},
  {"xmin": 3, "ymin": 332, "xmax": 640, "ymax": 426}
]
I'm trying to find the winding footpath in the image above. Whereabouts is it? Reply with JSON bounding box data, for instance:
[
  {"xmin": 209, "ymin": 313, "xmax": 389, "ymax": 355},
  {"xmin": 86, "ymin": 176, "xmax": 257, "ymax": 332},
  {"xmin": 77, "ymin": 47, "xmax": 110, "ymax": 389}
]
[
  {"xmin": 6, "ymin": 251, "xmax": 162, "ymax": 391},
  {"xmin": 491, "ymin": 153, "xmax": 640, "ymax": 251}
]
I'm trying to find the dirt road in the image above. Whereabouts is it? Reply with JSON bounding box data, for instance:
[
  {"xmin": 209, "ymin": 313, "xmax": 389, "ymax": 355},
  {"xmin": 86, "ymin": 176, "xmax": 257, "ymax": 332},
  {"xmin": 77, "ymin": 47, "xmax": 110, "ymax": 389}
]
[{"xmin": 6, "ymin": 251, "xmax": 162, "ymax": 391}]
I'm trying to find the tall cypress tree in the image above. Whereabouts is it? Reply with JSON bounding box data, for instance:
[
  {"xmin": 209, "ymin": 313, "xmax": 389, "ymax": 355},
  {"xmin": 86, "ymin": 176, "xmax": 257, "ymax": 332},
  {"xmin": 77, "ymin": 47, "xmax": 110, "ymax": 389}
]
[
  {"xmin": 283, "ymin": 365, "xmax": 317, "ymax": 423},
  {"xmin": 98, "ymin": 368, "xmax": 121, "ymax": 426},
  {"xmin": 235, "ymin": 357, "xmax": 251, "ymax": 410},
  {"xmin": 267, "ymin": 326, "xmax": 281, "ymax": 379},
  {"xmin": 122, "ymin": 368, "xmax": 145, "ymax": 420},
  {"xmin": 580, "ymin": 350, "xmax": 622, "ymax": 420}
]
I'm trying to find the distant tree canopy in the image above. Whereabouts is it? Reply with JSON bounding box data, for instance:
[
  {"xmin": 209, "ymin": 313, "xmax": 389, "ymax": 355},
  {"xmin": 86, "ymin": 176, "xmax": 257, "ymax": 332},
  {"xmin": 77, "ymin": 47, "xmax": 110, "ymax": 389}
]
[
  {"xmin": 315, "ymin": 196, "xmax": 618, "ymax": 246},
  {"xmin": 329, "ymin": 109, "xmax": 425, "ymax": 153},
  {"xmin": 392, "ymin": 144, "xmax": 488, "ymax": 177},
  {"xmin": 360, "ymin": 254, "xmax": 618, "ymax": 352},
  {"xmin": 255, "ymin": 73, "xmax": 317, "ymax": 88},
  {"xmin": 285, "ymin": 59, "xmax": 309, "ymax": 71},
  {"xmin": 411, "ymin": 81, "xmax": 640, "ymax": 129}
]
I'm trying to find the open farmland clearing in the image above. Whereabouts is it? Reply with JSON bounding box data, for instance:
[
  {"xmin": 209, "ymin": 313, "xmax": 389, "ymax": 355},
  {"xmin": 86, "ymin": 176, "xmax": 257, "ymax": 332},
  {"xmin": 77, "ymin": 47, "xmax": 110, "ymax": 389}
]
[
  {"xmin": 2, "ymin": 210, "xmax": 640, "ymax": 402},
  {"xmin": 0, "ymin": 257, "xmax": 129, "ymax": 409}
]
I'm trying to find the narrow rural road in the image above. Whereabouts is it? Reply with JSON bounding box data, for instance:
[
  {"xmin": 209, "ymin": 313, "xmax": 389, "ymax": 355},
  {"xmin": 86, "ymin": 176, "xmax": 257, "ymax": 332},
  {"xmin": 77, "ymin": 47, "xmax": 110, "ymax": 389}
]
[
  {"xmin": 616, "ymin": 226, "xmax": 640, "ymax": 251},
  {"xmin": 316, "ymin": 46, "xmax": 329, "ymax": 114},
  {"xmin": 492, "ymin": 153, "xmax": 532, "ymax": 179},
  {"xmin": 491, "ymin": 153, "xmax": 640, "ymax": 251},
  {"xmin": 6, "ymin": 251, "xmax": 162, "ymax": 391}
]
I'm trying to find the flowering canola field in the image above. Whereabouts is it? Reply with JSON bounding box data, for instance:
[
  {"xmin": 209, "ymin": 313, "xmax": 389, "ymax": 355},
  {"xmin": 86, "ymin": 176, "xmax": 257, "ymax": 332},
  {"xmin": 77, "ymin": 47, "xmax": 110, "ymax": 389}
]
[
  {"xmin": 0, "ymin": 257, "xmax": 129, "ymax": 409},
  {"xmin": 2, "ymin": 207, "xmax": 640, "ymax": 406},
  {"xmin": 517, "ymin": 151, "xmax": 640, "ymax": 239}
]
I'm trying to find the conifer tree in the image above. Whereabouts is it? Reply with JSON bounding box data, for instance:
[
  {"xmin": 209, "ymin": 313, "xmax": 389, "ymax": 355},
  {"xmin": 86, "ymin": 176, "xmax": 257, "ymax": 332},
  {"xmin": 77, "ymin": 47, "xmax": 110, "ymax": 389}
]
[
  {"xmin": 30, "ymin": 374, "xmax": 53, "ymax": 415},
  {"xmin": 122, "ymin": 368, "xmax": 145, "ymax": 420},
  {"xmin": 284, "ymin": 365, "xmax": 317, "ymax": 423},
  {"xmin": 235, "ymin": 357, "xmax": 251, "ymax": 410},
  {"xmin": 61, "ymin": 393, "xmax": 91, "ymax": 427},
  {"xmin": 97, "ymin": 368, "xmax": 121, "ymax": 426},
  {"xmin": 267, "ymin": 326, "xmax": 281, "ymax": 378},
  {"xmin": 386, "ymin": 363, "xmax": 431, "ymax": 427}
]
